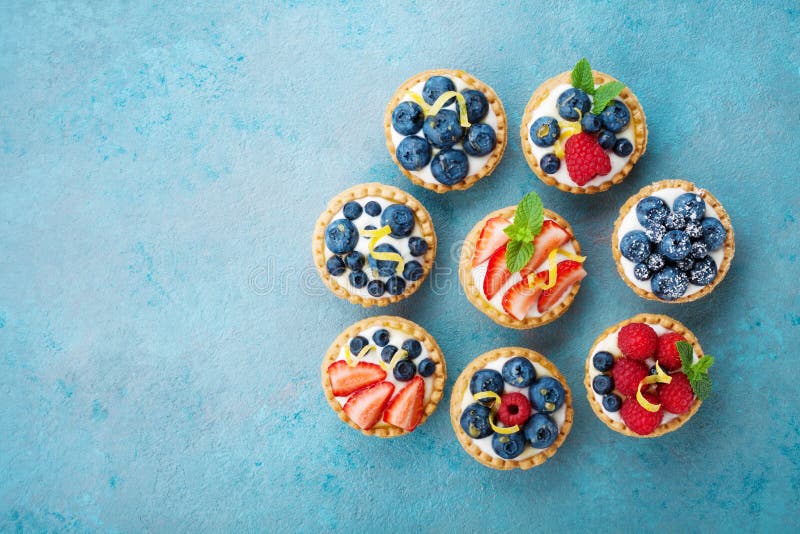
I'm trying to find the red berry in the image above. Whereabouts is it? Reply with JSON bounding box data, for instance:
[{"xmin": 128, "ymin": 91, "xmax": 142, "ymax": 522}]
[
  {"xmin": 383, "ymin": 376, "xmax": 425, "ymax": 431},
  {"xmin": 657, "ymin": 372, "xmax": 695, "ymax": 414},
  {"xmin": 483, "ymin": 244, "xmax": 512, "ymax": 300},
  {"xmin": 617, "ymin": 323, "xmax": 658, "ymax": 360},
  {"xmin": 620, "ymin": 391, "xmax": 663, "ymax": 436},
  {"xmin": 497, "ymin": 392, "xmax": 532, "ymax": 427},
  {"xmin": 472, "ymin": 217, "xmax": 511, "ymax": 267},
  {"xmin": 656, "ymin": 332, "xmax": 687, "ymax": 371},
  {"xmin": 564, "ymin": 132, "xmax": 612, "ymax": 186},
  {"xmin": 611, "ymin": 358, "xmax": 649, "ymax": 396}
]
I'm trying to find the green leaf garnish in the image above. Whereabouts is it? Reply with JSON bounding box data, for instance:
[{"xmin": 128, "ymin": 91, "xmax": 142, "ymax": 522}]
[
  {"xmin": 506, "ymin": 240, "xmax": 534, "ymax": 273},
  {"xmin": 571, "ymin": 58, "xmax": 595, "ymax": 95},
  {"xmin": 591, "ymin": 81, "xmax": 625, "ymax": 115},
  {"xmin": 503, "ymin": 191, "xmax": 545, "ymax": 273},
  {"xmin": 677, "ymin": 340, "xmax": 714, "ymax": 400}
]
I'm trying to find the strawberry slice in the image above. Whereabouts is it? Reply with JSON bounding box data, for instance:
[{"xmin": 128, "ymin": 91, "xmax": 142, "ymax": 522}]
[
  {"xmin": 343, "ymin": 381, "xmax": 395, "ymax": 430},
  {"xmin": 483, "ymin": 244, "xmax": 512, "ymax": 300},
  {"xmin": 383, "ymin": 376, "xmax": 425, "ymax": 431},
  {"xmin": 502, "ymin": 272, "xmax": 546, "ymax": 320},
  {"xmin": 328, "ymin": 360, "xmax": 387, "ymax": 397},
  {"xmin": 519, "ymin": 220, "xmax": 571, "ymax": 277},
  {"xmin": 537, "ymin": 260, "xmax": 587, "ymax": 313},
  {"xmin": 472, "ymin": 217, "xmax": 511, "ymax": 267}
]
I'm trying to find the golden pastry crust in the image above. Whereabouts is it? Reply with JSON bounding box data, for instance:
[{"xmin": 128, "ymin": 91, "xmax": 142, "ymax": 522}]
[
  {"xmin": 384, "ymin": 69, "xmax": 507, "ymax": 193},
  {"xmin": 321, "ymin": 316, "xmax": 447, "ymax": 438},
  {"xmin": 450, "ymin": 347, "xmax": 573, "ymax": 470},
  {"xmin": 458, "ymin": 207, "xmax": 582, "ymax": 329},
  {"xmin": 584, "ymin": 313, "xmax": 704, "ymax": 438},
  {"xmin": 312, "ymin": 183, "xmax": 437, "ymax": 307},
  {"xmin": 520, "ymin": 70, "xmax": 647, "ymax": 194},
  {"xmin": 611, "ymin": 179, "xmax": 735, "ymax": 303}
]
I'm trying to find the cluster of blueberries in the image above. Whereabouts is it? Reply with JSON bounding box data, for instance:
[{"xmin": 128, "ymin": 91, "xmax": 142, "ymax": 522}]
[
  {"xmin": 620, "ymin": 193, "xmax": 727, "ymax": 300},
  {"xmin": 325, "ymin": 200, "xmax": 430, "ymax": 298},
  {"xmin": 459, "ymin": 357, "xmax": 565, "ymax": 459},
  {"xmin": 350, "ymin": 330, "xmax": 436, "ymax": 381},
  {"xmin": 530, "ymin": 87, "xmax": 633, "ymax": 175},
  {"xmin": 392, "ymin": 76, "xmax": 497, "ymax": 185},
  {"xmin": 590, "ymin": 351, "xmax": 622, "ymax": 412}
]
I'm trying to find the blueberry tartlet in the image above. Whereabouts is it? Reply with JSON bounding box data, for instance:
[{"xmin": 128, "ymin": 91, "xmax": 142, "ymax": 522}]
[
  {"xmin": 521, "ymin": 58, "xmax": 647, "ymax": 194},
  {"xmin": 459, "ymin": 191, "xmax": 586, "ymax": 329},
  {"xmin": 450, "ymin": 347, "xmax": 573, "ymax": 469},
  {"xmin": 313, "ymin": 183, "xmax": 437, "ymax": 306},
  {"xmin": 584, "ymin": 313, "xmax": 714, "ymax": 438},
  {"xmin": 385, "ymin": 69, "xmax": 507, "ymax": 192},
  {"xmin": 613, "ymin": 179, "xmax": 734, "ymax": 302},
  {"xmin": 322, "ymin": 316, "xmax": 447, "ymax": 437}
]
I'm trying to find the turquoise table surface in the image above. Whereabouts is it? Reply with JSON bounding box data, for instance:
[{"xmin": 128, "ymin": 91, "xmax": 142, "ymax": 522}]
[{"xmin": 1, "ymin": 1, "xmax": 799, "ymax": 531}]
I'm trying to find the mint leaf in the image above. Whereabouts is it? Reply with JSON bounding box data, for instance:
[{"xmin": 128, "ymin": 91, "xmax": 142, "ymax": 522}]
[
  {"xmin": 503, "ymin": 224, "xmax": 533, "ymax": 243},
  {"xmin": 514, "ymin": 191, "xmax": 544, "ymax": 236},
  {"xmin": 571, "ymin": 58, "xmax": 595, "ymax": 95},
  {"xmin": 677, "ymin": 341, "xmax": 694, "ymax": 372},
  {"xmin": 693, "ymin": 355, "xmax": 714, "ymax": 374},
  {"xmin": 506, "ymin": 240, "xmax": 534, "ymax": 273},
  {"xmin": 690, "ymin": 376, "xmax": 712, "ymax": 400},
  {"xmin": 591, "ymin": 81, "xmax": 625, "ymax": 114}
]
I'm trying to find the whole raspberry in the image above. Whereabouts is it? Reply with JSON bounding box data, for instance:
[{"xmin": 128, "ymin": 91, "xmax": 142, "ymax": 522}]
[
  {"xmin": 656, "ymin": 332, "xmax": 687, "ymax": 371},
  {"xmin": 497, "ymin": 392, "xmax": 531, "ymax": 427},
  {"xmin": 617, "ymin": 323, "xmax": 658, "ymax": 360},
  {"xmin": 611, "ymin": 358, "xmax": 649, "ymax": 396},
  {"xmin": 621, "ymin": 391, "xmax": 663, "ymax": 435},
  {"xmin": 657, "ymin": 372, "xmax": 695, "ymax": 414},
  {"xmin": 564, "ymin": 132, "xmax": 612, "ymax": 186}
]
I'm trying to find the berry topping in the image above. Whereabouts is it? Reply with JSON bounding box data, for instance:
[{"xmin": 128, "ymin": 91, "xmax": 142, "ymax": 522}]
[
  {"xmin": 676, "ymin": 257, "xmax": 694, "ymax": 272},
  {"xmin": 423, "ymin": 109, "xmax": 464, "ymax": 149},
  {"xmin": 612, "ymin": 358, "xmax": 649, "ymax": 396},
  {"xmin": 417, "ymin": 358, "xmax": 436, "ymax": 377},
  {"xmin": 613, "ymin": 138, "xmax": 633, "ymax": 157},
  {"xmin": 363, "ymin": 224, "xmax": 377, "ymax": 234},
  {"xmin": 383, "ymin": 376, "xmax": 425, "ymax": 431},
  {"xmin": 501, "ymin": 276, "xmax": 544, "ymax": 321},
  {"xmin": 462, "ymin": 123, "xmax": 496, "ymax": 156},
  {"xmin": 620, "ymin": 230, "xmax": 652, "ymax": 262},
  {"xmin": 372, "ymin": 329, "xmax": 390, "ymax": 347},
  {"xmin": 688, "ymin": 256, "xmax": 717, "ymax": 286},
  {"xmin": 519, "ymin": 220, "xmax": 571, "ymax": 277},
  {"xmin": 557, "ymin": 88, "xmax": 591, "ymax": 121},
  {"xmin": 328, "ymin": 360, "xmax": 387, "ymax": 397},
  {"xmin": 368, "ymin": 243, "xmax": 402, "ymax": 276},
  {"xmin": 396, "ymin": 136, "xmax": 432, "ymax": 170},
  {"xmin": 402, "ymin": 261, "xmax": 423, "ymax": 282},
  {"xmin": 540, "ymin": 153, "xmax": 560, "ymax": 174},
  {"xmin": 349, "ymin": 336, "xmax": 369, "ymax": 355},
  {"xmin": 701, "ymin": 218, "xmax": 727, "ymax": 250},
  {"xmin": 344, "ymin": 251, "xmax": 365, "ymax": 271},
  {"xmin": 665, "ymin": 211, "xmax": 687, "ymax": 230},
  {"xmin": 472, "ymin": 216, "xmax": 511, "ymax": 267},
  {"xmin": 422, "ymin": 76, "xmax": 456, "ymax": 105},
  {"xmin": 617, "ymin": 323, "xmax": 658, "ymax": 360},
  {"xmin": 633, "ymin": 263, "xmax": 651, "ymax": 281},
  {"xmin": 460, "ymin": 402, "xmax": 493, "ymax": 439},
  {"xmin": 469, "ymin": 369, "xmax": 504, "ymax": 401},
  {"xmin": 529, "ymin": 376, "xmax": 565, "ymax": 413},
  {"xmin": 431, "ymin": 148, "xmax": 469, "ymax": 185},
  {"xmin": 651, "ymin": 266, "xmax": 689, "ymax": 300},
  {"xmin": 580, "ymin": 112, "xmax": 602, "ymax": 133},
  {"xmin": 364, "ymin": 201, "xmax": 382, "ymax": 217},
  {"xmin": 537, "ymin": 260, "xmax": 587, "ymax": 313},
  {"xmin": 392, "ymin": 101, "xmax": 425, "ymax": 135},
  {"xmin": 366, "ymin": 279, "xmax": 385, "ymax": 297},
  {"xmin": 684, "ymin": 221, "xmax": 703, "ymax": 239},
  {"xmin": 646, "ymin": 253, "xmax": 666, "ymax": 272},
  {"xmin": 401, "ymin": 339, "xmax": 422, "ymax": 359},
  {"xmin": 673, "ymin": 193, "xmax": 706, "ymax": 221},
  {"xmin": 592, "ymin": 351, "xmax": 615, "ymax": 372},
  {"xmin": 380, "ymin": 204, "xmax": 415, "ymax": 238},
  {"xmin": 392, "ymin": 359, "xmax": 416, "ymax": 382},
  {"xmin": 530, "ymin": 116, "xmax": 560, "ymax": 147},
  {"xmin": 597, "ymin": 130, "xmax": 616, "ymax": 150},
  {"xmin": 564, "ymin": 132, "xmax": 612, "ymax": 185},
  {"xmin": 501, "ymin": 357, "xmax": 537, "ymax": 388},
  {"xmin": 497, "ymin": 392, "xmax": 532, "ymax": 427},
  {"xmin": 620, "ymin": 392, "xmax": 663, "ymax": 435},
  {"xmin": 592, "ymin": 375, "xmax": 615, "ymax": 395},
  {"xmin": 602, "ymin": 394, "xmax": 622, "ymax": 412},
  {"xmin": 655, "ymin": 332, "xmax": 686, "ymax": 371},
  {"xmin": 349, "ymin": 270, "xmax": 368, "ymax": 288},
  {"xmin": 657, "ymin": 372, "xmax": 695, "ymax": 414},
  {"xmin": 342, "ymin": 381, "xmax": 395, "ymax": 430},
  {"xmin": 690, "ymin": 241, "xmax": 709, "ymax": 259},
  {"xmin": 408, "ymin": 236, "xmax": 429, "ymax": 257},
  {"xmin": 461, "ymin": 89, "xmax": 489, "ymax": 122},
  {"xmin": 483, "ymin": 244, "xmax": 511, "ymax": 300},
  {"xmin": 343, "ymin": 201, "xmax": 363, "ymax": 220},
  {"xmin": 636, "ymin": 196, "xmax": 670, "ymax": 226},
  {"xmin": 380, "ymin": 345, "xmax": 398, "ymax": 363},
  {"xmin": 524, "ymin": 413, "xmax": 559, "ymax": 449},
  {"xmin": 325, "ymin": 219, "xmax": 359, "ymax": 254},
  {"xmin": 492, "ymin": 431, "xmax": 527, "ymax": 459},
  {"xmin": 599, "ymin": 100, "xmax": 630, "ymax": 132},
  {"xmin": 326, "ymin": 256, "xmax": 346, "ymax": 276},
  {"xmin": 645, "ymin": 223, "xmax": 667, "ymax": 244},
  {"xmin": 659, "ymin": 230, "xmax": 692, "ymax": 261},
  {"xmin": 385, "ymin": 275, "xmax": 406, "ymax": 296}
]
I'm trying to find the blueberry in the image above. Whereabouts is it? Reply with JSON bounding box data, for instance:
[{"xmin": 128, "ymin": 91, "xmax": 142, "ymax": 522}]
[
  {"xmin": 349, "ymin": 270, "xmax": 368, "ymax": 288},
  {"xmin": 431, "ymin": 148, "xmax": 469, "ymax": 185},
  {"xmin": 529, "ymin": 377, "xmax": 565, "ymax": 413},
  {"xmin": 688, "ymin": 256, "xmax": 717, "ymax": 286},
  {"xmin": 659, "ymin": 230, "xmax": 692, "ymax": 261},
  {"xmin": 364, "ymin": 201, "xmax": 382, "ymax": 217},
  {"xmin": 393, "ymin": 359, "xmax": 416, "ymax": 382},
  {"xmin": 343, "ymin": 201, "xmax": 362, "ymax": 220},
  {"xmin": 368, "ymin": 243, "xmax": 402, "ymax": 276},
  {"xmin": 461, "ymin": 89, "xmax": 489, "ymax": 123},
  {"xmin": 645, "ymin": 223, "xmax": 667, "ymax": 244},
  {"xmin": 401, "ymin": 339, "xmax": 422, "ymax": 359},
  {"xmin": 673, "ymin": 193, "xmax": 706, "ymax": 221},
  {"xmin": 701, "ymin": 218, "xmax": 727, "ymax": 251},
  {"xmin": 363, "ymin": 224, "xmax": 377, "ymax": 235},
  {"xmin": 326, "ymin": 255, "xmax": 346, "ymax": 276},
  {"xmin": 580, "ymin": 112, "xmax": 602, "ymax": 133},
  {"xmin": 423, "ymin": 109, "xmax": 464, "ymax": 149},
  {"xmin": 422, "ymin": 75, "xmax": 456, "ymax": 105},
  {"xmin": 381, "ymin": 344, "xmax": 398, "ymax": 363},
  {"xmin": 345, "ymin": 251, "xmax": 364, "ymax": 271},
  {"xmin": 349, "ymin": 336, "xmax": 369, "ymax": 355},
  {"xmin": 492, "ymin": 431, "xmax": 527, "ymax": 459},
  {"xmin": 418, "ymin": 358, "xmax": 436, "ymax": 377},
  {"xmin": 651, "ymin": 266, "xmax": 689, "ymax": 301},
  {"xmin": 396, "ymin": 136, "xmax": 432, "ymax": 170},
  {"xmin": 613, "ymin": 138, "xmax": 633, "ymax": 157},
  {"xmin": 602, "ymin": 394, "xmax": 622, "ymax": 412},
  {"xmin": 592, "ymin": 375, "xmax": 615, "ymax": 395},
  {"xmin": 460, "ymin": 402, "xmax": 493, "ymax": 439},
  {"xmin": 592, "ymin": 351, "xmax": 615, "ymax": 372},
  {"xmin": 597, "ymin": 130, "xmax": 617, "ymax": 150},
  {"xmin": 646, "ymin": 253, "xmax": 666, "ymax": 272},
  {"xmin": 540, "ymin": 153, "xmax": 560, "ymax": 174},
  {"xmin": 501, "ymin": 356, "xmax": 537, "ymax": 388},
  {"xmin": 381, "ymin": 204, "xmax": 415, "ymax": 238},
  {"xmin": 556, "ymin": 88, "xmax": 591, "ymax": 121},
  {"xmin": 600, "ymin": 100, "xmax": 630, "ymax": 132},
  {"xmin": 462, "ymin": 123, "xmax": 496, "ymax": 156},
  {"xmin": 386, "ymin": 275, "xmax": 406, "ymax": 295},
  {"xmin": 530, "ymin": 116, "xmax": 560, "ymax": 147},
  {"xmin": 620, "ymin": 230, "xmax": 652, "ymax": 262},
  {"xmin": 391, "ymin": 101, "xmax": 425, "ymax": 135},
  {"xmin": 633, "ymin": 262, "xmax": 652, "ymax": 281},
  {"xmin": 691, "ymin": 241, "xmax": 708, "ymax": 259},
  {"xmin": 524, "ymin": 413, "xmax": 559, "ymax": 449},
  {"xmin": 469, "ymin": 369, "xmax": 504, "ymax": 401},
  {"xmin": 367, "ymin": 279, "xmax": 385, "ymax": 297},
  {"xmin": 685, "ymin": 221, "xmax": 703, "ymax": 239},
  {"xmin": 402, "ymin": 261, "xmax": 423, "ymax": 282},
  {"xmin": 636, "ymin": 196, "xmax": 670, "ymax": 226},
  {"xmin": 372, "ymin": 329, "xmax": 390, "ymax": 347},
  {"xmin": 665, "ymin": 212, "xmax": 687, "ymax": 230},
  {"xmin": 408, "ymin": 237, "xmax": 428, "ymax": 257},
  {"xmin": 676, "ymin": 257, "xmax": 695, "ymax": 272},
  {"xmin": 324, "ymin": 219, "xmax": 359, "ymax": 254},
  {"xmin": 649, "ymin": 366, "xmax": 659, "ymax": 375}
]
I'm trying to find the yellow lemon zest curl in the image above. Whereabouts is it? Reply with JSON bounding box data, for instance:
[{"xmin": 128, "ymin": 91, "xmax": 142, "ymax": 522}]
[
  {"xmin": 635, "ymin": 362, "xmax": 673, "ymax": 412},
  {"xmin": 526, "ymin": 249, "xmax": 587, "ymax": 290},
  {"xmin": 379, "ymin": 349, "xmax": 408, "ymax": 371},
  {"xmin": 345, "ymin": 344, "xmax": 375, "ymax": 367},
  {"xmin": 362, "ymin": 225, "xmax": 405, "ymax": 275},
  {"xmin": 472, "ymin": 390, "xmax": 520, "ymax": 435}
]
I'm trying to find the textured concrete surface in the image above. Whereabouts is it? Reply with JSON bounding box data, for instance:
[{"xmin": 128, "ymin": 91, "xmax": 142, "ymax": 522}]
[{"xmin": 1, "ymin": 1, "xmax": 799, "ymax": 532}]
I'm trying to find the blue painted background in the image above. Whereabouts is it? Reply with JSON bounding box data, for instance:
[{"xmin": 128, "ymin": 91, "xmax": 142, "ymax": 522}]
[{"xmin": 1, "ymin": 1, "xmax": 799, "ymax": 531}]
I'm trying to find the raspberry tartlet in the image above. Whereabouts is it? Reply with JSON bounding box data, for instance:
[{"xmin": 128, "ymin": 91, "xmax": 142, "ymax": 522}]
[
  {"xmin": 322, "ymin": 316, "xmax": 447, "ymax": 437},
  {"xmin": 450, "ymin": 347, "xmax": 573, "ymax": 470},
  {"xmin": 584, "ymin": 314, "xmax": 714, "ymax": 438},
  {"xmin": 312, "ymin": 183, "xmax": 437, "ymax": 306},
  {"xmin": 521, "ymin": 58, "xmax": 647, "ymax": 194},
  {"xmin": 459, "ymin": 191, "xmax": 586, "ymax": 329},
  {"xmin": 385, "ymin": 69, "xmax": 507, "ymax": 192},
  {"xmin": 613, "ymin": 179, "xmax": 734, "ymax": 302}
]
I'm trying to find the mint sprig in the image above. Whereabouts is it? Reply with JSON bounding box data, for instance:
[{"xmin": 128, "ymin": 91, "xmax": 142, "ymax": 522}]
[
  {"xmin": 571, "ymin": 58, "xmax": 595, "ymax": 95},
  {"xmin": 676, "ymin": 340, "xmax": 714, "ymax": 400},
  {"xmin": 503, "ymin": 191, "xmax": 544, "ymax": 273},
  {"xmin": 569, "ymin": 58, "xmax": 626, "ymax": 115}
]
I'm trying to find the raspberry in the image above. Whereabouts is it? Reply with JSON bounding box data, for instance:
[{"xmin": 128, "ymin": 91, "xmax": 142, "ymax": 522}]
[
  {"xmin": 620, "ymin": 391, "xmax": 663, "ymax": 435},
  {"xmin": 617, "ymin": 323, "xmax": 658, "ymax": 360},
  {"xmin": 657, "ymin": 372, "xmax": 695, "ymax": 414},
  {"xmin": 656, "ymin": 332, "xmax": 686, "ymax": 371},
  {"xmin": 611, "ymin": 358, "xmax": 649, "ymax": 396},
  {"xmin": 497, "ymin": 392, "xmax": 531, "ymax": 427},
  {"xmin": 564, "ymin": 132, "xmax": 612, "ymax": 186}
]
